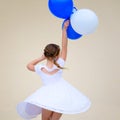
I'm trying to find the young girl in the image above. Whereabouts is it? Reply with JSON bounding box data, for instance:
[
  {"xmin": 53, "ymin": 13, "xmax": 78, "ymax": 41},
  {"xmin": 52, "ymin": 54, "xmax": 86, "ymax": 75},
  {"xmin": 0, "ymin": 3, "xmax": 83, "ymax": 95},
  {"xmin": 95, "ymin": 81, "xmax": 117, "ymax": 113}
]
[{"xmin": 17, "ymin": 20, "xmax": 91, "ymax": 120}]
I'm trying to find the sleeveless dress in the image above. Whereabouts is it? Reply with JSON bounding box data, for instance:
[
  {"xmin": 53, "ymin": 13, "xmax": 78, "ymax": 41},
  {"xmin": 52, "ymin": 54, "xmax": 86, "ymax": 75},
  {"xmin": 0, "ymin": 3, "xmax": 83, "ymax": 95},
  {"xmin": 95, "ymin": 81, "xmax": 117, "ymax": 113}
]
[{"xmin": 17, "ymin": 58, "xmax": 91, "ymax": 120}]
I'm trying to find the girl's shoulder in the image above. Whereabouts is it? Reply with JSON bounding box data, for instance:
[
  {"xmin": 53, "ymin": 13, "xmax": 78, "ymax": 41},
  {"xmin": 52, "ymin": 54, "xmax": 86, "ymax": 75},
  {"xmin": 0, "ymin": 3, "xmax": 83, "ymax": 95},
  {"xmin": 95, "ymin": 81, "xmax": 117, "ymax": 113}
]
[
  {"xmin": 34, "ymin": 57, "xmax": 65, "ymax": 75},
  {"xmin": 57, "ymin": 57, "xmax": 65, "ymax": 67},
  {"xmin": 34, "ymin": 64, "xmax": 43, "ymax": 74}
]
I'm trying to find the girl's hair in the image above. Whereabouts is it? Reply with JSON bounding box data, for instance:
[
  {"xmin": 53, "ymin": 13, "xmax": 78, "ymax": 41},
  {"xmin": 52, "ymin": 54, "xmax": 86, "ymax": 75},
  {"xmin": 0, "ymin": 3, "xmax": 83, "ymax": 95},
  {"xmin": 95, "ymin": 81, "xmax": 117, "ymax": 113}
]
[{"xmin": 44, "ymin": 44, "xmax": 63, "ymax": 69}]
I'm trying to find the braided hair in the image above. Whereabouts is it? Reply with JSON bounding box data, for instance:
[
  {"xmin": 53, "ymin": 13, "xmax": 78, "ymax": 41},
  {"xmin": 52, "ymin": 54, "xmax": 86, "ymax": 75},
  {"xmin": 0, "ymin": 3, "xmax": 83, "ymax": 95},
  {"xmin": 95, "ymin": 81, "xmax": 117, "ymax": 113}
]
[{"xmin": 44, "ymin": 44, "xmax": 63, "ymax": 69}]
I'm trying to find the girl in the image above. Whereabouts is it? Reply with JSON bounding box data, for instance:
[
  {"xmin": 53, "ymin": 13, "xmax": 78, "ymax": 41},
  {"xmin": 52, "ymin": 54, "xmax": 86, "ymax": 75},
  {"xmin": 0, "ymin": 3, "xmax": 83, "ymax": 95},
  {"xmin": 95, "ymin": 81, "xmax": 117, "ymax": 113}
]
[{"xmin": 17, "ymin": 20, "xmax": 91, "ymax": 120}]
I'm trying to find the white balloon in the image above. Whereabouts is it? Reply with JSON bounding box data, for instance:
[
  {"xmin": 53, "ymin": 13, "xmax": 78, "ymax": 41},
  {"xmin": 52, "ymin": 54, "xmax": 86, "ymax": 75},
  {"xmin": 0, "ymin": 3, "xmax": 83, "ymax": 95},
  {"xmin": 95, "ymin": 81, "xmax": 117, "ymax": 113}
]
[{"xmin": 70, "ymin": 9, "xmax": 99, "ymax": 35}]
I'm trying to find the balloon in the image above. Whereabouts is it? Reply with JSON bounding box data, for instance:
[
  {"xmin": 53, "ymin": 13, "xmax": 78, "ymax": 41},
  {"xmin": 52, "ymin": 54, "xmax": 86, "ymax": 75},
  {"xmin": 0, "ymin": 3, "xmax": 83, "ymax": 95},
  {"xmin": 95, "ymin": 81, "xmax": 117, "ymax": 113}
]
[
  {"xmin": 48, "ymin": 0, "xmax": 73, "ymax": 19},
  {"xmin": 62, "ymin": 19, "xmax": 82, "ymax": 40},
  {"xmin": 70, "ymin": 9, "xmax": 99, "ymax": 35},
  {"xmin": 67, "ymin": 23, "xmax": 82, "ymax": 40},
  {"xmin": 72, "ymin": 6, "xmax": 77, "ymax": 14}
]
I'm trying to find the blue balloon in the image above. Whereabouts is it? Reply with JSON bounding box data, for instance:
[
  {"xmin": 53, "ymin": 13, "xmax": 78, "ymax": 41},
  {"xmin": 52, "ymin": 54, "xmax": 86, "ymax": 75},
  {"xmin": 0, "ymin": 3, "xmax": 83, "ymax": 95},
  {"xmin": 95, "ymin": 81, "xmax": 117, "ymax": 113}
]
[
  {"xmin": 62, "ymin": 20, "xmax": 82, "ymax": 40},
  {"xmin": 48, "ymin": 0, "xmax": 73, "ymax": 19}
]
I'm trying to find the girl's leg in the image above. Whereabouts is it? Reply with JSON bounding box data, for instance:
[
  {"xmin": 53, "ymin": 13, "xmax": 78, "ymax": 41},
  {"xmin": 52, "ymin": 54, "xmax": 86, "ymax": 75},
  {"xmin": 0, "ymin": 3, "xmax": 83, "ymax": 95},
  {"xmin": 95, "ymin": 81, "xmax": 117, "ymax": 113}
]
[
  {"xmin": 51, "ymin": 112, "xmax": 62, "ymax": 120},
  {"xmin": 42, "ymin": 108, "xmax": 53, "ymax": 120}
]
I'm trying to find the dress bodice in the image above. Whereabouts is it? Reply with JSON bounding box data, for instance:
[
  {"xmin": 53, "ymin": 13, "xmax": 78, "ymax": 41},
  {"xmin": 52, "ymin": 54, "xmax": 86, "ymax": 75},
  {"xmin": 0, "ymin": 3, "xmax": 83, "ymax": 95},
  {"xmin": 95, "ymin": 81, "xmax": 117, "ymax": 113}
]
[{"xmin": 35, "ymin": 58, "xmax": 65, "ymax": 85}]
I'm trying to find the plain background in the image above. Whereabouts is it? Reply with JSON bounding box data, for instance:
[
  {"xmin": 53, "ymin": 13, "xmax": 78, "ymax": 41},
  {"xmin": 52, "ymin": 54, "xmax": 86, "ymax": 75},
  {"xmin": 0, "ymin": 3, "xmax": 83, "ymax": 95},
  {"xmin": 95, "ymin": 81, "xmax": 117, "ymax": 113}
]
[{"xmin": 0, "ymin": 0, "xmax": 120, "ymax": 120}]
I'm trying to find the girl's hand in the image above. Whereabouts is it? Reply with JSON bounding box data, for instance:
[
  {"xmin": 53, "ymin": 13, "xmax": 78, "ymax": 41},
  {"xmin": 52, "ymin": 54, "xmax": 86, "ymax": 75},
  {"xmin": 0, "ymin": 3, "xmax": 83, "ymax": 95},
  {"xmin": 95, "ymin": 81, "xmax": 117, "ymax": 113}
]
[{"xmin": 63, "ymin": 20, "xmax": 70, "ymax": 29}]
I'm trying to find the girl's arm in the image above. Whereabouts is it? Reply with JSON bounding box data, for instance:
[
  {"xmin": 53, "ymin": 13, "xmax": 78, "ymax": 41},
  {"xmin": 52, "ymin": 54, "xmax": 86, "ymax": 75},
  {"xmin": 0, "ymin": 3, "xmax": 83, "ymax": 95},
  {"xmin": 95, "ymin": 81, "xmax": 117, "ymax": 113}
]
[
  {"xmin": 26, "ymin": 54, "xmax": 46, "ymax": 72},
  {"xmin": 60, "ymin": 20, "xmax": 69, "ymax": 61}
]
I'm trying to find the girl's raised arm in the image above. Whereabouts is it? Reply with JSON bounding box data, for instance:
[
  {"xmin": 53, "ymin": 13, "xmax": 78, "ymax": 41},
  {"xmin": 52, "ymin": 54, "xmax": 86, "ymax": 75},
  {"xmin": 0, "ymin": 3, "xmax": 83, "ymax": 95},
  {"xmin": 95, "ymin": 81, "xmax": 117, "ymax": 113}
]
[
  {"xmin": 26, "ymin": 54, "xmax": 46, "ymax": 72},
  {"xmin": 60, "ymin": 20, "xmax": 69, "ymax": 61}
]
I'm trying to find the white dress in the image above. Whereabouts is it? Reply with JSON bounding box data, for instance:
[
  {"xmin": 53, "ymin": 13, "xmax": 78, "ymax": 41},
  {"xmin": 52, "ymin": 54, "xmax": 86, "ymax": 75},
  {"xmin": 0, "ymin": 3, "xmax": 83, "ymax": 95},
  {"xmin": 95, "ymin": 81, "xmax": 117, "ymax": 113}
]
[{"xmin": 17, "ymin": 58, "xmax": 91, "ymax": 120}]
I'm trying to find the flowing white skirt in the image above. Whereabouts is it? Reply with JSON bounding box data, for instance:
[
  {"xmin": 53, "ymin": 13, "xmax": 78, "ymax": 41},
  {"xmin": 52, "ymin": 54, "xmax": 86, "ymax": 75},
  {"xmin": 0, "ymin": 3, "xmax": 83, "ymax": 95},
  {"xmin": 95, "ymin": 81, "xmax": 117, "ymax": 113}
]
[{"xmin": 17, "ymin": 79, "xmax": 91, "ymax": 120}]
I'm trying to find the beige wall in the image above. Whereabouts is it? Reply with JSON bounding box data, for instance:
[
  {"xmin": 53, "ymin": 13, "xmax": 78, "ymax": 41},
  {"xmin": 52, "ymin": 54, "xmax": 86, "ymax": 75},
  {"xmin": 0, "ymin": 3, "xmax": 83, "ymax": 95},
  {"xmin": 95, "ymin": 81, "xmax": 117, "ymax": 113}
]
[{"xmin": 0, "ymin": 0, "xmax": 120, "ymax": 120}]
